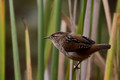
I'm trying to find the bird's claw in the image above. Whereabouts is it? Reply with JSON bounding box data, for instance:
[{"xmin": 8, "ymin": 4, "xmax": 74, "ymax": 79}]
[{"xmin": 74, "ymin": 65, "xmax": 80, "ymax": 70}]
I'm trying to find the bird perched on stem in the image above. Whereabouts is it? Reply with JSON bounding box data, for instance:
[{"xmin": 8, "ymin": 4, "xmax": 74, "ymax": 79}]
[{"xmin": 44, "ymin": 32, "xmax": 111, "ymax": 69}]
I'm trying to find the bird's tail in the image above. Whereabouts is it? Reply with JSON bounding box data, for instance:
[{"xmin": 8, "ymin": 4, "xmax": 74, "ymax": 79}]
[
  {"xmin": 94, "ymin": 44, "xmax": 111, "ymax": 50},
  {"xmin": 89, "ymin": 44, "xmax": 111, "ymax": 54}
]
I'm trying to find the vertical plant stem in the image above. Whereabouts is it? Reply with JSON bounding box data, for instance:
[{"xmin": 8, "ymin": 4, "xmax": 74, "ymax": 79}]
[
  {"xmin": 82, "ymin": 0, "xmax": 92, "ymax": 37},
  {"xmin": 91, "ymin": 0, "xmax": 100, "ymax": 41},
  {"xmin": 104, "ymin": 13, "xmax": 120, "ymax": 80},
  {"xmin": 68, "ymin": 0, "xmax": 74, "ymax": 80},
  {"xmin": 116, "ymin": 0, "xmax": 120, "ymax": 12},
  {"xmin": 97, "ymin": 0, "xmax": 102, "ymax": 44},
  {"xmin": 94, "ymin": 1, "xmax": 106, "ymax": 74},
  {"xmin": 44, "ymin": 7, "xmax": 55, "ymax": 68},
  {"xmin": 37, "ymin": 0, "xmax": 44, "ymax": 80},
  {"xmin": 114, "ymin": 54, "xmax": 119, "ymax": 80},
  {"xmin": 117, "ymin": 28, "xmax": 120, "ymax": 79},
  {"xmin": 23, "ymin": 19, "xmax": 32, "ymax": 80},
  {"xmin": 72, "ymin": 0, "xmax": 79, "ymax": 80},
  {"xmin": 69, "ymin": 61, "xmax": 73, "ymax": 80},
  {"xmin": 81, "ymin": 0, "xmax": 92, "ymax": 80},
  {"xmin": 77, "ymin": 0, "xmax": 86, "ymax": 35},
  {"xmin": 51, "ymin": 0, "xmax": 62, "ymax": 80},
  {"xmin": 86, "ymin": 0, "xmax": 101, "ymax": 79},
  {"xmin": 9, "ymin": 0, "xmax": 21, "ymax": 80},
  {"xmin": 73, "ymin": 0, "xmax": 77, "ymax": 33},
  {"xmin": 68, "ymin": 0, "xmax": 73, "ymax": 32},
  {"xmin": 102, "ymin": 0, "xmax": 112, "ymax": 35},
  {"xmin": 58, "ymin": 20, "xmax": 67, "ymax": 80},
  {"xmin": 68, "ymin": 0, "xmax": 78, "ymax": 79},
  {"xmin": 65, "ymin": 62, "xmax": 70, "ymax": 80},
  {"xmin": 62, "ymin": 13, "xmax": 72, "ymax": 31},
  {"xmin": 0, "ymin": 0, "xmax": 5, "ymax": 80},
  {"xmin": 116, "ymin": 0, "xmax": 120, "ymax": 79},
  {"xmin": 44, "ymin": 0, "xmax": 52, "ymax": 35}
]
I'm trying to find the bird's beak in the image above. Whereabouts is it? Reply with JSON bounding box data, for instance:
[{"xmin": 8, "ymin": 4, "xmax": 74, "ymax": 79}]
[{"xmin": 44, "ymin": 36, "xmax": 50, "ymax": 39}]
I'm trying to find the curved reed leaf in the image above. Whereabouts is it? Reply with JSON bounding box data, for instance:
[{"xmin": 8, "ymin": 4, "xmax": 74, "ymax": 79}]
[{"xmin": 23, "ymin": 19, "xmax": 32, "ymax": 80}]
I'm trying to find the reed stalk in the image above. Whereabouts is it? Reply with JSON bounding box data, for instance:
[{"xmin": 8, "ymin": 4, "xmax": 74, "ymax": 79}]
[
  {"xmin": 9, "ymin": 0, "xmax": 21, "ymax": 79},
  {"xmin": 81, "ymin": 0, "xmax": 92, "ymax": 80},
  {"xmin": 77, "ymin": 0, "xmax": 86, "ymax": 35},
  {"xmin": 44, "ymin": 7, "xmax": 55, "ymax": 68},
  {"xmin": 0, "ymin": 0, "xmax": 5, "ymax": 80},
  {"xmin": 102, "ymin": 0, "xmax": 112, "ymax": 35},
  {"xmin": 37, "ymin": 0, "xmax": 44, "ymax": 80},
  {"xmin": 44, "ymin": 0, "xmax": 52, "ymax": 35},
  {"xmin": 104, "ymin": 13, "xmax": 120, "ymax": 80},
  {"xmin": 51, "ymin": 0, "xmax": 62, "ymax": 80}
]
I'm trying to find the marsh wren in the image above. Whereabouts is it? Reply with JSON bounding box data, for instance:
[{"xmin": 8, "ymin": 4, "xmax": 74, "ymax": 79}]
[{"xmin": 44, "ymin": 32, "xmax": 111, "ymax": 69}]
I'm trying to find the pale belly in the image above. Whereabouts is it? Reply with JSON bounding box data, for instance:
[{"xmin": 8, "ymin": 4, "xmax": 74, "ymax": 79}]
[{"xmin": 67, "ymin": 52, "xmax": 84, "ymax": 61}]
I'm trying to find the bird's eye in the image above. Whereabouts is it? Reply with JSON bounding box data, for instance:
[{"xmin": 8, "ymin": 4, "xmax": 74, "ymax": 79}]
[
  {"xmin": 54, "ymin": 35, "xmax": 57, "ymax": 37},
  {"xmin": 52, "ymin": 35, "xmax": 57, "ymax": 37}
]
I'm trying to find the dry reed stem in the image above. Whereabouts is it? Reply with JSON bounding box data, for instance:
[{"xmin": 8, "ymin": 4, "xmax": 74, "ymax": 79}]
[
  {"xmin": 58, "ymin": 20, "xmax": 67, "ymax": 80},
  {"xmin": 68, "ymin": 0, "xmax": 73, "ymax": 32},
  {"xmin": 68, "ymin": 0, "xmax": 73, "ymax": 80},
  {"xmin": 62, "ymin": 13, "xmax": 77, "ymax": 31},
  {"xmin": 104, "ymin": 13, "xmax": 120, "ymax": 80},
  {"xmin": 102, "ymin": 0, "xmax": 112, "ymax": 35},
  {"xmin": 73, "ymin": 0, "xmax": 77, "ymax": 33},
  {"xmin": 81, "ymin": 0, "xmax": 92, "ymax": 80},
  {"xmin": 72, "ymin": 0, "xmax": 80, "ymax": 80},
  {"xmin": 23, "ymin": 18, "xmax": 32, "ymax": 80},
  {"xmin": 68, "ymin": 0, "xmax": 78, "ymax": 79},
  {"xmin": 114, "ymin": 54, "xmax": 119, "ymax": 80},
  {"xmin": 86, "ymin": 0, "xmax": 101, "ymax": 79}
]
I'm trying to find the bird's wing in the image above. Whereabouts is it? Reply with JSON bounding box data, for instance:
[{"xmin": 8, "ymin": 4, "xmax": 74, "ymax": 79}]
[
  {"xmin": 70, "ymin": 33, "xmax": 95, "ymax": 44},
  {"xmin": 62, "ymin": 33, "xmax": 95, "ymax": 52}
]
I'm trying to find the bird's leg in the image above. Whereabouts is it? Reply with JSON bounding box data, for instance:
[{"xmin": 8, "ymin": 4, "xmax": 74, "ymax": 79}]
[{"xmin": 74, "ymin": 61, "xmax": 80, "ymax": 70}]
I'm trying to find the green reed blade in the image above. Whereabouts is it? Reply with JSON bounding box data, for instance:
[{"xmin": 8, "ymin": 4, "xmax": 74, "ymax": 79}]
[
  {"xmin": 51, "ymin": 0, "xmax": 62, "ymax": 80},
  {"xmin": 37, "ymin": 0, "xmax": 44, "ymax": 80},
  {"xmin": 9, "ymin": 0, "xmax": 21, "ymax": 80},
  {"xmin": 0, "ymin": 0, "xmax": 5, "ymax": 80}
]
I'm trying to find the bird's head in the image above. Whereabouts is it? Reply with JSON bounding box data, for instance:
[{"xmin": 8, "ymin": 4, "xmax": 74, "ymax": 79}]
[{"xmin": 44, "ymin": 32, "xmax": 68, "ymax": 42}]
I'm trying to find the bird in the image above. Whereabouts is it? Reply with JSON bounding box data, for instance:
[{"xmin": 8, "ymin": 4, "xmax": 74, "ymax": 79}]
[{"xmin": 44, "ymin": 32, "xmax": 111, "ymax": 69}]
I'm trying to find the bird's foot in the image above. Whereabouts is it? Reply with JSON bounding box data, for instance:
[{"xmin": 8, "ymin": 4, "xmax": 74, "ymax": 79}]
[
  {"xmin": 73, "ymin": 62, "xmax": 80, "ymax": 71},
  {"xmin": 74, "ymin": 65, "xmax": 80, "ymax": 70}
]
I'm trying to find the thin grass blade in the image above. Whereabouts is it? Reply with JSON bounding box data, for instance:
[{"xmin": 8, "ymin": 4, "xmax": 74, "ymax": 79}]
[
  {"xmin": 44, "ymin": 0, "xmax": 52, "ymax": 35},
  {"xmin": 0, "ymin": 0, "xmax": 5, "ymax": 80},
  {"xmin": 77, "ymin": 0, "xmax": 86, "ymax": 35},
  {"xmin": 44, "ymin": 7, "xmax": 55, "ymax": 68},
  {"xmin": 37, "ymin": 0, "xmax": 44, "ymax": 80},
  {"xmin": 51, "ymin": 0, "xmax": 62, "ymax": 80},
  {"xmin": 9, "ymin": 0, "xmax": 21, "ymax": 80},
  {"xmin": 104, "ymin": 13, "xmax": 120, "ymax": 80},
  {"xmin": 116, "ymin": 1, "xmax": 120, "ymax": 78},
  {"xmin": 116, "ymin": 0, "xmax": 120, "ymax": 13}
]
